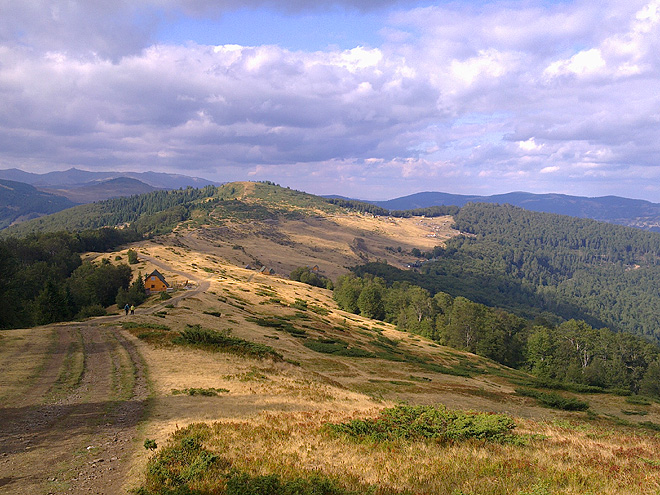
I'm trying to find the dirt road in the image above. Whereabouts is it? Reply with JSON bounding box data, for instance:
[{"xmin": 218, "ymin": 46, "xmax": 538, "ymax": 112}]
[
  {"xmin": 0, "ymin": 321, "xmax": 148, "ymax": 494},
  {"xmin": 0, "ymin": 255, "xmax": 210, "ymax": 494}
]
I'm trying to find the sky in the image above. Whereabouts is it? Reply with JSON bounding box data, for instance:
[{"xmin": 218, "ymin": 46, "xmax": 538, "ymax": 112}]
[{"xmin": 1, "ymin": 0, "xmax": 660, "ymax": 201}]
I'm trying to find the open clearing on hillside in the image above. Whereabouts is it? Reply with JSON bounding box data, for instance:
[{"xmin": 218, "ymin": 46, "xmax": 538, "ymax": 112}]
[{"xmin": 174, "ymin": 210, "xmax": 459, "ymax": 280}]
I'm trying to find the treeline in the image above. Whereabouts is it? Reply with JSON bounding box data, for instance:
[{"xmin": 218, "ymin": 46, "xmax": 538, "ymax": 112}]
[
  {"xmin": 333, "ymin": 274, "xmax": 660, "ymax": 395},
  {"xmin": 389, "ymin": 205, "xmax": 460, "ymax": 218},
  {"xmin": 444, "ymin": 203, "xmax": 660, "ymax": 340},
  {"xmin": 290, "ymin": 266, "xmax": 334, "ymax": 290},
  {"xmin": 356, "ymin": 202, "xmax": 660, "ymax": 342},
  {"xmin": 324, "ymin": 198, "xmax": 458, "ymax": 218},
  {"xmin": 325, "ymin": 198, "xmax": 389, "ymax": 216},
  {"xmin": 0, "ymin": 228, "xmax": 140, "ymax": 328},
  {"xmin": 3, "ymin": 186, "xmax": 218, "ymax": 237}
]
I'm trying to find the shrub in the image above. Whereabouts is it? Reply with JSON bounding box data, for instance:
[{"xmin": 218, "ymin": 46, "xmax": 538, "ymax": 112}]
[
  {"xmin": 327, "ymin": 404, "xmax": 516, "ymax": 443},
  {"xmin": 76, "ymin": 304, "xmax": 107, "ymax": 319},
  {"xmin": 141, "ymin": 425, "xmax": 229, "ymax": 493},
  {"xmin": 203, "ymin": 310, "xmax": 222, "ymax": 317},
  {"xmin": 174, "ymin": 325, "xmax": 283, "ymax": 361},
  {"xmin": 127, "ymin": 249, "xmax": 139, "ymax": 264},
  {"xmin": 226, "ymin": 473, "xmax": 353, "ymax": 495},
  {"xmin": 516, "ymin": 388, "xmax": 589, "ymax": 411},
  {"xmin": 172, "ymin": 387, "xmax": 229, "ymax": 396},
  {"xmin": 303, "ymin": 339, "xmax": 374, "ymax": 358}
]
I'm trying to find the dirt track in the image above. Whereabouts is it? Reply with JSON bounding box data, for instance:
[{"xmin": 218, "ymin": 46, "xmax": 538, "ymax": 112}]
[{"xmin": 0, "ymin": 322, "xmax": 148, "ymax": 494}]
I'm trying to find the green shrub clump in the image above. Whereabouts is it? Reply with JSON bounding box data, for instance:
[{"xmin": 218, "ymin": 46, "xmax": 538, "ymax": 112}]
[
  {"xmin": 516, "ymin": 388, "xmax": 589, "ymax": 411},
  {"xmin": 138, "ymin": 425, "xmax": 229, "ymax": 494},
  {"xmin": 175, "ymin": 324, "xmax": 283, "ymax": 361},
  {"xmin": 138, "ymin": 424, "xmax": 363, "ymax": 495},
  {"xmin": 327, "ymin": 404, "xmax": 516, "ymax": 443}
]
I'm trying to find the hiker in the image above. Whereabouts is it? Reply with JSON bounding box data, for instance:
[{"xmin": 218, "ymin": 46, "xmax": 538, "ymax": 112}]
[
  {"xmin": 124, "ymin": 303, "xmax": 129, "ymax": 316},
  {"xmin": 130, "ymin": 305, "xmax": 135, "ymax": 315}
]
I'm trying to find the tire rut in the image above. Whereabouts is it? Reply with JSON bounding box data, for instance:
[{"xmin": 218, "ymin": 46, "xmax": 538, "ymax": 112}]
[{"xmin": 0, "ymin": 323, "xmax": 149, "ymax": 494}]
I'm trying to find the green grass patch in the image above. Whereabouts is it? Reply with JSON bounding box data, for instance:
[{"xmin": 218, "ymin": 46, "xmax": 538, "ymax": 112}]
[
  {"xmin": 122, "ymin": 322, "xmax": 170, "ymax": 331},
  {"xmin": 326, "ymin": 404, "xmax": 517, "ymax": 443},
  {"xmin": 308, "ymin": 304, "xmax": 330, "ymax": 315},
  {"xmin": 625, "ymin": 395, "xmax": 652, "ymax": 406},
  {"xmin": 246, "ymin": 316, "xmax": 307, "ymax": 337},
  {"xmin": 622, "ymin": 409, "xmax": 648, "ymax": 416},
  {"xmin": 513, "ymin": 377, "xmax": 605, "ymax": 394},
  {"xmin": 48, "ymin": 330, "xmax": 85, "ymax": 400}
]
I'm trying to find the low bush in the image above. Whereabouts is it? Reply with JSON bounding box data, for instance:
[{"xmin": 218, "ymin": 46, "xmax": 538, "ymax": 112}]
[
  {"xmin": 138, "ymin": 425, "xmax": 229, "ymax": 494},
  {"xmin": 172, "ymin": 387, "xmax": 229, "ymax": 396},
  {"xmin": 246, "ymin": 316, "xmax": 307, "ymax": 337},
  {"xmin": 303, "ymin": 339, "xmax": 374, "ymax": 358},
  {"xmin": 122, "ymin": 321, "xmax": 170, "ymax": 331},
  {"xmin": 174, "ymin": 324, "xmax": 283, "ymax": 361},
  {"xmin": 138, "ymin": 424, "xmax": 364, "ymax": 495},
  {"xmin": 226, "ymin": 473, "xmax": 354, "ymax": 495},
  {"xmin": 203, "ymin": 310, "xmax": 222, "ymax": 317},
  {"xmin": 516, "ymin": 388, "xmax": 589, "ymax": 411},
  {"xmin": 326, "ymin": 404, "xmax": 516, "ymax": 443}
]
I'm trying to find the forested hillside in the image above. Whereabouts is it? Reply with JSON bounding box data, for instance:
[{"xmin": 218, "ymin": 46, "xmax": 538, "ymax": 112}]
[
  {"xmin": 332, "ymin": 273, "xmax": 660, "ymax": 395},
  {"xmin": 2, "ymin": 185, "xmax": 218, "ymax": 236},
  {"xmin": 0, "ymin": 228, "xmax": 141, "ymax": 328},
  {"xmin": 371, "ymin": 191, "xmax": 660, "ymax": 231},
  {"xmin": 0, "ymin": 179, "xmax": 77, "ymax": 229},
  {"xmin": 356, "ymin": 202, "xmax": 660, "ymax": 343}
]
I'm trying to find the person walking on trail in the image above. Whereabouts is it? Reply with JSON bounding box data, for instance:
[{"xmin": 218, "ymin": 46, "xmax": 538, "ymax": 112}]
[
  {"xmin": 124, "ymin": 303, "xmax": 130, "ymax": 316},
  {"xmin": 130, "ymin": 305, "xmax": 135, "ymax": 315}
]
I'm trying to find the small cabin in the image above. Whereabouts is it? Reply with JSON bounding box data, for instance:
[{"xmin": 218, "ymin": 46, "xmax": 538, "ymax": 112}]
[{"xmin": 145, "ymin": 269, "xmax": 170, "ymax": 294}]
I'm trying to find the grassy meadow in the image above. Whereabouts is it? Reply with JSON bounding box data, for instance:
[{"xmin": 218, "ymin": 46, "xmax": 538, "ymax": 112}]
[{"xmin": 102, "ymin": 239, "xmax": 660, "ymax": 495}]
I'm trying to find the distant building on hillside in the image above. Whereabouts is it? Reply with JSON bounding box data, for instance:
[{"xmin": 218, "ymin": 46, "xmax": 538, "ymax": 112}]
[{"xmin": 145, "ymin": 269, "xmax": 170, "ymax": 294}]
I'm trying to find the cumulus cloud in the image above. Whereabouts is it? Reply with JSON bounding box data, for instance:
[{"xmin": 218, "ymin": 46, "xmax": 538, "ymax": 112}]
[{"xmin": 2, "ymin": 0, "xmax": 660, "ymax": 200}]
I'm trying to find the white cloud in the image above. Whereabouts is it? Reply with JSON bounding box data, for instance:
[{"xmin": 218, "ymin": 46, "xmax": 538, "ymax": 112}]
[{"xmin": 3, "ymin": 0, "xmax": 660, "ymax": 200}]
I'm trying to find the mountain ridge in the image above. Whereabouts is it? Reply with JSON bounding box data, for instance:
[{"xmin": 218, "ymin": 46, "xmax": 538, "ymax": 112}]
[
  {"xmin": 40, "ymin": 176, "xmax": 159, "ymax": 203},
  {"xmin": 0, "ymin": 167, "xmax": 222, "ymax": 189},
  {"xmin": 369, "ymin": 190, "xmax": 660, "ymax": 231}
]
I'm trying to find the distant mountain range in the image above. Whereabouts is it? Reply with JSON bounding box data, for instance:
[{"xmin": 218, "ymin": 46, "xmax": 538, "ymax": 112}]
[
  {"xmin": 369, "ymin": 191, "xmax": 660, "ymax": 231},
  {"xmin": 41, "ymin": 177, "xmax": 158, "ymax": 203},
  {"xmin": 0, "ymin": 168, "xmax": 223, "ymax": 230},
  {"xmin": 0, "ymin": 168, "xmax": 221, "ymax": 190},
  {"xmin": 4, "ymin": 166, "xmax": 660, "ymax": 233}
]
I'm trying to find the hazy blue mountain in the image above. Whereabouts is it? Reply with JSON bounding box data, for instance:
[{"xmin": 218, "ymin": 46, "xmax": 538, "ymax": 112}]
[
  {"xmin": 371, "ymin": 191, "xmax": 660, "ymax": 231},
  {"xmin": 0, "ymin": 168, "xmax": 221, "ymax": 190},
  {"xmin": 0, "ymin": 179, "xmax": 78, "ymax": 229},
  {"xmin": 41, "ymin": 177, "xmax": 159, "ymax": 203}
]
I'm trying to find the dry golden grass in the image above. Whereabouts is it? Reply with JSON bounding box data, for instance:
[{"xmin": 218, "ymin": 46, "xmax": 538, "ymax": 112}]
[
  {"xmin": 141, "ymin": 407, "xmax": 660, "ymax": 494},
  {"xmin": 93, "ymin": 229, "xmax": 660, "ymax": 494},
  {"xmin": 161, "ymin": 208, "xmax": 459, "ymax": 281},
  {"xmin": 0, "ymin": 325, "xmax": 56, "ymax": 405}
]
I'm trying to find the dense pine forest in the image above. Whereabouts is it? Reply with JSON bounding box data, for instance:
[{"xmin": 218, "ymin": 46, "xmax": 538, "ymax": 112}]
[
  {"xmin": 356, "ymin": 202, "xmax": 660, "ymax": 342},
  {"xmin": 2, "ymin": 185, "xmax": 218, "ymax": 237},
  {"xmin": 0, "ymin": 229, "xmax": 142, "ymax": 328}
]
